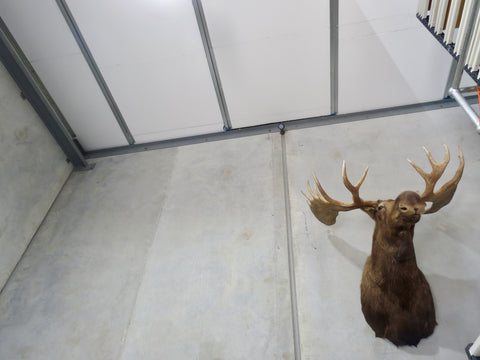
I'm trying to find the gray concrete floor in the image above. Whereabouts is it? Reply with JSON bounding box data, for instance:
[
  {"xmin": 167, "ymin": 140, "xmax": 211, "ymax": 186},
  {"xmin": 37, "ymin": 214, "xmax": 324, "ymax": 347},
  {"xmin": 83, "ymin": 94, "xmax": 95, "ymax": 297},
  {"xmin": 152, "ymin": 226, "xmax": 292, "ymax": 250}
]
[{"xmin": 1, "ymin": 107, "xmax": 479, "ymax": 359}]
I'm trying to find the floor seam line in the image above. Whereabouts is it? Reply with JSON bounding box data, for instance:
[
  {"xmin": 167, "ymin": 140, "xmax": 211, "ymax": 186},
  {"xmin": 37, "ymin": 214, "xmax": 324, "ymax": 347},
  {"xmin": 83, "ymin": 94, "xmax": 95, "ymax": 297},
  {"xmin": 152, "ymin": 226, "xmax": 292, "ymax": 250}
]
[
  {"xmin": 116, "ymin": 159, "xmax": 178, "ymax": 360},
  {"xmin": 116, "ymin": 204, "xmax": 168, "ymax": 360},
  {"xmin": 281, "ymin": 132, "xmax": 301, "ymax": 360},
  {"xmin": 0, "ymin": 165, "xmax": 74, "ymax": 297}
]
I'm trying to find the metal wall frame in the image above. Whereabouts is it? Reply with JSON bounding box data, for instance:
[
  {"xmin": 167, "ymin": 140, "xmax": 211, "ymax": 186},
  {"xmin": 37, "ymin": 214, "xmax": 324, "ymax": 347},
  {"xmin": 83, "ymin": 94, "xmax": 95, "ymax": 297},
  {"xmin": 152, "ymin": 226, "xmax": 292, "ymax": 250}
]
[
  {"xmin": 192, "ymin": 0, "xmax": 340, "ymax": 126},
  {"xmin": 0, "ymin": 17, "xmax": 93, "ymax": 170},
  {"xmin": 2, "ymin": 2, "xmax": 476, "ymax": 164},
  {"xmin": 330, "ymin": 0, "xmax": 339, "ymax": 115},
  {"xmin": 85, "ymin": 96, "xmax": 473, "ymax": 159},
  {"xmin": 55, "ymin": 0, "xmax": 135, "ymax": 145},
  {"xmin": 192, "ymin": 0, "xmax": 232, "ymax": 131}
]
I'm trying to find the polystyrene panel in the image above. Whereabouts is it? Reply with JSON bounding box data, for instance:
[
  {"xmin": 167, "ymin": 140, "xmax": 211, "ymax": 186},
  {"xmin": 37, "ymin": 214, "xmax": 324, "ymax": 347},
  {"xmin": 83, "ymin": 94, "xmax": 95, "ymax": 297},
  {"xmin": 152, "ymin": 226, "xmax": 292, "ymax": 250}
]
[
  {"xmin": 339, "ymin": 0, "xmax": 454, "ymax": 114},
  {"xmin": 65, "ymin": 0, "xmax": 224, "ymax": 142},
  {"xmin": 202, "ymin": 0, "xmax": 331, "ymax": 128},
  {"xmin": 0, "ymin": 0, "xmax": 128, "ymax": 150},
  {"xmin": 31, "ymin": 55, "xmax": 130, "ymax": 150}
]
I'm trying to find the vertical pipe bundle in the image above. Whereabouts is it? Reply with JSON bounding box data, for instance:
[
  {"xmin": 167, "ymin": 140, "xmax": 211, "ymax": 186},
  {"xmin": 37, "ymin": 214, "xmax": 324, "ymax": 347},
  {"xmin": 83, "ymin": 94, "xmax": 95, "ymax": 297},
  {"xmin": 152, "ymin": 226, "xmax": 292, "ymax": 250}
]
[{"xmin": 418, "ymin": 0, "xmax": 480, "ymax": 77}]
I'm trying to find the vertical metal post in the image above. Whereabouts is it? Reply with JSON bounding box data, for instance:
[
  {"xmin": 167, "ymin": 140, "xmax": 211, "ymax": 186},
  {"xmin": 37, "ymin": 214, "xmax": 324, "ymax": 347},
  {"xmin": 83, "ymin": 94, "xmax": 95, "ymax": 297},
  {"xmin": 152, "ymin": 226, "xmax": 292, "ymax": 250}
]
[
  {"xmin": 0, "ymin": 17, "xmax": 92, "ymax": 170},
  {"xmin": 55, "ymin": 0, "xmax": 135, "ymax": 145},
  {"xmin": 443, "ymin": 58, "xmax": 458, "ymax": 98},
  {"xmin": 192, "ymin": 0, "xmax": 232, "ymax": 130},
  {"xmin": 330, "ymin": 0, "xmax": 339, "ymax": 115}
]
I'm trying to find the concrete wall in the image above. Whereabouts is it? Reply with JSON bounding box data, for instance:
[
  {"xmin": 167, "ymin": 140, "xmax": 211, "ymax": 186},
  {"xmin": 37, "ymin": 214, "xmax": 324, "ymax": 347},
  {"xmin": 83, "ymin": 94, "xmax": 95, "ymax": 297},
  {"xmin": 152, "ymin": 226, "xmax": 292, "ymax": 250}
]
[{"xmin": 0, "ymin": 62, "xmax": 72, "ymax": 291}]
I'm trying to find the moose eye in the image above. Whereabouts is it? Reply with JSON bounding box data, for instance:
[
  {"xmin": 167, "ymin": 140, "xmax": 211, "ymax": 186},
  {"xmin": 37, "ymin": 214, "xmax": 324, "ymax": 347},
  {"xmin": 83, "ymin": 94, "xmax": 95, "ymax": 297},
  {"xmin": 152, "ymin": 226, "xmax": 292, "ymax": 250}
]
[{"xmin": 378, "ymin": 205, "xmax": 384, "ymax": 210}]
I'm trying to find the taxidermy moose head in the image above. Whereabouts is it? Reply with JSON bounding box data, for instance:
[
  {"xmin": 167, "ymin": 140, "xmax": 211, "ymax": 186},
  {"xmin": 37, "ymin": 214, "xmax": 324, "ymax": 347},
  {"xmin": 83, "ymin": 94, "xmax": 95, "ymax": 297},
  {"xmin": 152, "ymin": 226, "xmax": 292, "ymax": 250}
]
[{"xmin": 303, "ymin": 145, "xmax": 464, "ymax": 347}]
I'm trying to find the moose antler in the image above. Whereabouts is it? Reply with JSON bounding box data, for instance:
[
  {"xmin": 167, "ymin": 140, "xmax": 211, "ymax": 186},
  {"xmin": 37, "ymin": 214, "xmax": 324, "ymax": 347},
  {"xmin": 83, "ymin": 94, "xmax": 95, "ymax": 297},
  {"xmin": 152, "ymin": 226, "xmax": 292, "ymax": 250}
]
[
  {"xmin": 408, "ymin": 144, "xmax": 464, "ymax": 214},
  {"xmin": 302, "ymin": 161, "xmax": 377, "ymax": 225}
]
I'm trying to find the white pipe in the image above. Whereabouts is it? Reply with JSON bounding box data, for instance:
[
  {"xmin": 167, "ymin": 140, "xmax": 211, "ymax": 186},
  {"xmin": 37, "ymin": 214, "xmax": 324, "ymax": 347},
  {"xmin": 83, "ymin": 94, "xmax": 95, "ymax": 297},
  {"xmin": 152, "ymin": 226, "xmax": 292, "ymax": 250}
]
[
  {"xmin": 453, "ymin": 0, "xmax": 480, "ymax": 85},
  {"xmin": 445, "ymin": 0, "xmax": 462, "ymax": 44},
  {"xmin": 435, "ymin": 0, "xmax": 449, "ymax": 34},
  {"xmin": 470, "ymin": 334, "xmax": 480, "ymax": 356},
  {"xmin": 449, "ymin": 88, "xmax": 480, "ymax": 133}
]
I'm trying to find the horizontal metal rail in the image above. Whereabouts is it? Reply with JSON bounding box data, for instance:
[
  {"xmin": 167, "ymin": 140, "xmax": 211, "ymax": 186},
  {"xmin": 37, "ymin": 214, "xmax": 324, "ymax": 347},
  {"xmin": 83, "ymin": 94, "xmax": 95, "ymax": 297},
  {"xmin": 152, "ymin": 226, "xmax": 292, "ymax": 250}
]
[{"xmin": 85, "ymin": 96, "xmax": 476, "ymax": 159}]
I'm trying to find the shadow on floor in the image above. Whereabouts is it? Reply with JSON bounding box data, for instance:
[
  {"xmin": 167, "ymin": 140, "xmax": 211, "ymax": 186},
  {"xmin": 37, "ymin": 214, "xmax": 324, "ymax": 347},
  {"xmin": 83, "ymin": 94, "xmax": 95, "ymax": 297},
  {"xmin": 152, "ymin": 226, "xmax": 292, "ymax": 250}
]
[{"xmin": 327, "ymin": 232, "xmax": 479, "ymax": 356}]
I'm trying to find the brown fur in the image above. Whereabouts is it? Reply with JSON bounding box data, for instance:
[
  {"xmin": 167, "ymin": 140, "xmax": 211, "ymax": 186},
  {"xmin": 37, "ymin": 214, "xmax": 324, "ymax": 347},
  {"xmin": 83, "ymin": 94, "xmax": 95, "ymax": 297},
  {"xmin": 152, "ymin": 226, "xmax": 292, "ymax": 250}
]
[{"xmin": 360, "ymin": 191, "xmax": 436, "ymax": 346}]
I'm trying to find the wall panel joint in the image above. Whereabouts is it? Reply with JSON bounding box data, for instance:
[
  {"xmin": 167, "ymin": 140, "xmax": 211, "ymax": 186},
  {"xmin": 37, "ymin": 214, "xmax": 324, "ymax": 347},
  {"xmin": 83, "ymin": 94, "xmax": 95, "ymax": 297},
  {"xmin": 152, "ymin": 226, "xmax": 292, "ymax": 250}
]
[
  {"xmin": 192, "ymin": 0, "xmax": 232, "ymax": 130},
  {"xmin": 55, "ymin": 0, "xmax": 136, "ymax": 145}
]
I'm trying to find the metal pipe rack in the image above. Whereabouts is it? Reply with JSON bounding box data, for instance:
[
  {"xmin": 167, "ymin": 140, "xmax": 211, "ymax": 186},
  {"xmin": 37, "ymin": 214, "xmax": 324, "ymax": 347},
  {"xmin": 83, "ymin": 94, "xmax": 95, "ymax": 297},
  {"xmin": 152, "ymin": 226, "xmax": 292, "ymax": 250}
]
[{"xmin": 418, "ymin": 0, "xmax": 480, "ymax": 133}]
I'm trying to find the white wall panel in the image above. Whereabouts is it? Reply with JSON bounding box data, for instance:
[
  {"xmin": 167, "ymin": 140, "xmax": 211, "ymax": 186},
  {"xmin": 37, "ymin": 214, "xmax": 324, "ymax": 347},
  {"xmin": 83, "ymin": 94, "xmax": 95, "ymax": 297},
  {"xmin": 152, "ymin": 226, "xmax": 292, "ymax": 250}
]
[
  {"xmin": 0, "ymin": 0, "xmax": 128, "ymax": 150},
  {"xmin": 202, "ymin": 0, "xmax": 331, "ymax": 128},
  {"xmin": 339, "ymin": 0, "xmax": 454, "ymax": 113},
  {"xmin": 64, "ymin": 0, "xmax": 224, "ymax": 144},
  {"xmin": 2, "ymin": 0, "xmax": 469, "ymax": 148}
]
